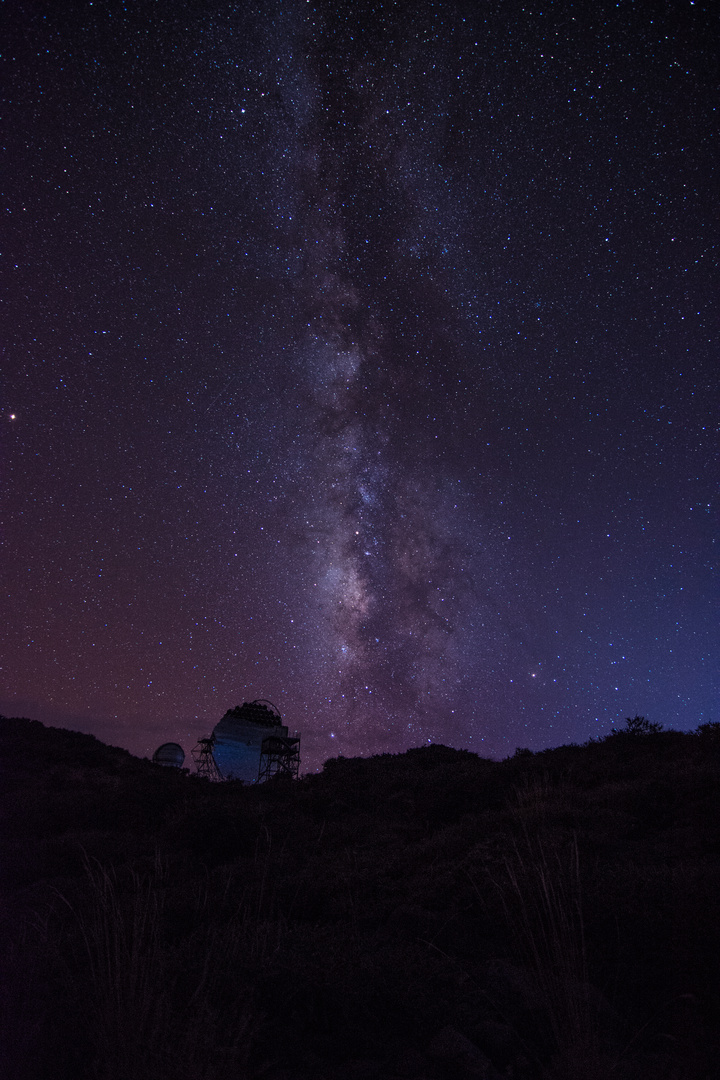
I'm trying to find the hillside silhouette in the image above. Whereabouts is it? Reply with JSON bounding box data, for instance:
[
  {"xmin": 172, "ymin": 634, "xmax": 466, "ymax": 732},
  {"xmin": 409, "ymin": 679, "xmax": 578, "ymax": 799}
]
[{"xmin": 2, "ymin": 715, "xmax": 720, "ymax": 1079}]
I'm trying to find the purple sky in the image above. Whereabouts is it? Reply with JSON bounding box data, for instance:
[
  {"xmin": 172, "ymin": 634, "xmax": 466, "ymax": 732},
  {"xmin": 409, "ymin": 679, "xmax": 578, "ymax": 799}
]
[{"xmin": 2, "ymin": 0, "xmax": 717, "ymax": 772}]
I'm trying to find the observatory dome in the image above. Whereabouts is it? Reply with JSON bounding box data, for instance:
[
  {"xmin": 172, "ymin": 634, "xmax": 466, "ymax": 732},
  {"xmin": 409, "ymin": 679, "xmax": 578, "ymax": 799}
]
[
  {"xmin": 152, "ymin": 742, "xmax": 185, "ymax": 768},
  {"xmin": 212, "ymin": 700, "xmax": 288, "ymax": 782}
]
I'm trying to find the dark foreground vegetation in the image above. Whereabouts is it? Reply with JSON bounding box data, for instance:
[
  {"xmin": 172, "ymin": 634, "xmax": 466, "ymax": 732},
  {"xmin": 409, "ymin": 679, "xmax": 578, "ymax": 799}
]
[{"xmin": 2, "ymin": 717, "xmax": 720, "ymax": 1080}]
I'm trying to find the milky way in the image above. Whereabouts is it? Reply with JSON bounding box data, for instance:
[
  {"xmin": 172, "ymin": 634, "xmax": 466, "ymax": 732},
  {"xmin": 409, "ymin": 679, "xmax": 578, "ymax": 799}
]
[{"xmin": 2, "ymin": 0, "xmax": 717, "ymax": 770}]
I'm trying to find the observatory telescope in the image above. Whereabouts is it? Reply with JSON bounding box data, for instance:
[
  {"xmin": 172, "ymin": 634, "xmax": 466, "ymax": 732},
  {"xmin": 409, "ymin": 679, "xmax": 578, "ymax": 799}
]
[{"xmin": 210, "ymin": 700, "xmax": 300, "ymax": 782}]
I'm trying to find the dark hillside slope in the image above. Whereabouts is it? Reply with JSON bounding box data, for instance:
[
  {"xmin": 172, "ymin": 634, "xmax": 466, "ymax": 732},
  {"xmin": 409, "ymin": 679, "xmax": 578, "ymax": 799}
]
[{"xmin": 2, "ymin": 716, "xmax": 720, "ymax": 1080}]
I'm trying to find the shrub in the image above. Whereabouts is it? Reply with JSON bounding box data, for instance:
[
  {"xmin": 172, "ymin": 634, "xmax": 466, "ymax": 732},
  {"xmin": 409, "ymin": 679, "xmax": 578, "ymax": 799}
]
[{"xmin": 609, "ymin": 716, "xmax": 663, "ymax": 737}]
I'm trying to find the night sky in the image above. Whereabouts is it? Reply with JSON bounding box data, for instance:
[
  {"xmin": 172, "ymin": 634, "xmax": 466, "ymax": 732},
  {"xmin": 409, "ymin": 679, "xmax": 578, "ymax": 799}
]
[{"xmin": 2, "ymin": 0, "xmax": 717, "ymax": 773}]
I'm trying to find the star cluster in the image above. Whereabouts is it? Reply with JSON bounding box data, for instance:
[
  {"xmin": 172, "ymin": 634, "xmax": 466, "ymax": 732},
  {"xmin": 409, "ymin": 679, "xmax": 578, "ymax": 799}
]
[{"xmin": 2, "ymin": 0, "xmax": 716, "ymax": 770}]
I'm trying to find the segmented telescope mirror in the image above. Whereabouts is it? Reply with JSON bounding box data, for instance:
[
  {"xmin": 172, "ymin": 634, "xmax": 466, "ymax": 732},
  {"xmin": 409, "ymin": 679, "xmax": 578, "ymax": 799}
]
[
  {"xmin": 212, "ymin": 699, "xmax": 286, "ymax": 782},
  {"xmin": 152, "ymin": 742, "xmax": 185, "ymax": 768}
]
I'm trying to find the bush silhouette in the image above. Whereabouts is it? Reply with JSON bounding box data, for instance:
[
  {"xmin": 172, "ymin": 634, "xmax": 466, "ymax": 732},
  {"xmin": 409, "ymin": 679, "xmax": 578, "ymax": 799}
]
[
  {"xmin": 609, "ymin": 714, "xmax": 663, "ymax": 736},
  {"xmin": 695, "ymin": 721, "xmax": 720, "ymax": 740}
]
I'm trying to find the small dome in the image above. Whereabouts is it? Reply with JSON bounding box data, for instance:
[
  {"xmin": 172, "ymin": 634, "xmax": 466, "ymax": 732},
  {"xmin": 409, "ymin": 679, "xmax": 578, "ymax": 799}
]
[{"xmin": 152, "ymin": 742, "xmax": 185, "ymax": 768}]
